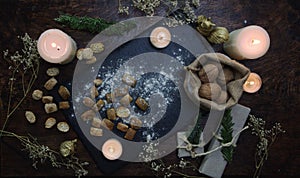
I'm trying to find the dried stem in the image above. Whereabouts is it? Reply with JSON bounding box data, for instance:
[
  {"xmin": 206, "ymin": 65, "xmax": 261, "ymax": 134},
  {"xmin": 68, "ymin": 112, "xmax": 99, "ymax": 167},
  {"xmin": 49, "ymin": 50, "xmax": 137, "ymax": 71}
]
[
  {"xmin": 0, "ymin": 130, "xmax": 89, "ymax": 177},
  {"xmin": 1, "ymin": 33, "xmax": 40, "ymax": 137}
]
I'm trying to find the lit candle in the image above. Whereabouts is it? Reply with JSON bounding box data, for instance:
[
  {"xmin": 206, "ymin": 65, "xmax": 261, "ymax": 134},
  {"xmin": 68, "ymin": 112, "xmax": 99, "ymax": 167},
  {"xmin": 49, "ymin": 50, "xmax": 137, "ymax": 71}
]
[
  {"xmin": 243, "ymin": 73, "xmax": 262, "ymax": 93},
  {"xmin": 150, "ymin": 27, "xmax": 171, "ymax": 48},
  {"xmin": 37, "ymin": 29, "xmax": 77, "ymax": 64},
  {"xmin": 223, "ymin": 25, "xmax": 270, "ymax": 60},
  {"xmin": 101, "ymin": 139, "xmax": 122, "ymax": 160}
]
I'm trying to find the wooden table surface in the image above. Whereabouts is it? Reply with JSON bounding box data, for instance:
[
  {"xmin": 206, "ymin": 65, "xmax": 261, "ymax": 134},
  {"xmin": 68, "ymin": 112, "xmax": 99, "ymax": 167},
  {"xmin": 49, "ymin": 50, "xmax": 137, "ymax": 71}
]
[{"xmin": 0, "ymin": 0, "xmax": 299, "ymax": 177}]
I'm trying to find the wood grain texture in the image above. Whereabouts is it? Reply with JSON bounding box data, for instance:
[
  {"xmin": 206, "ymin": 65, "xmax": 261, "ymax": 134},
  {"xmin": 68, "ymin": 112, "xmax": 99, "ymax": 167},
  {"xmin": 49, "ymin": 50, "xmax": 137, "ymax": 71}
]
[{"xmin": 0, "ymin": 0, "xmax": 299, "ymax": 177}]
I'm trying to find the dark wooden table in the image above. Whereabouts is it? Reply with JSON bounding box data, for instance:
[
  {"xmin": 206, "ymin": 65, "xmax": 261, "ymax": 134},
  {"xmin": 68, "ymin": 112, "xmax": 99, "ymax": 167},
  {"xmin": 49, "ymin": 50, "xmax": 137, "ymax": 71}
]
[{"xmin": 0, "ymin": 0, "xmax": 299, "ymax": 177}]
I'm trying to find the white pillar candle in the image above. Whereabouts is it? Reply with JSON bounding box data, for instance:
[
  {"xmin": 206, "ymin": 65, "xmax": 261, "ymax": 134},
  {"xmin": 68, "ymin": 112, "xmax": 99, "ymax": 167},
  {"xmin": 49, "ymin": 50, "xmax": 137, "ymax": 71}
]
[
  {"xmin": 223, "ymin": 25, "xmax": 270, "ymax": 60},
  {"xmin": 37, "ymin": 29, "xmax": 77, "ymax": 64},
  {"xmin": 150, "ymin": 27, "xmax": 171, "ymax": 48},
  {"xmin": 243, "ymin": 72, "xmax": 262, "ymax": 93},
  {"xmin": 102, "ymin": 139, "xmax": 122, "ymax": 160}
]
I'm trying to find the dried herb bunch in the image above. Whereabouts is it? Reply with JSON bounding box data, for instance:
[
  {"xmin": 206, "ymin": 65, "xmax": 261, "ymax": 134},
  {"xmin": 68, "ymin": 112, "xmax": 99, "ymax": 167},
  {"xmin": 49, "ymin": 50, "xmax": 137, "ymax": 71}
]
[
  {"xmin": 118, "ymin": 0, "xmax": 200, "ymax": 25},
  {"xmin": 248, "ymin": 115, "xmax": 285, "ymax": 178},
  {"xmin": 139, "ymin": 140, "xmax": 200, "ymax": 178},
  {"xmin": 0, "ymin": 130, "xmax": 89, "ymax": 177},
  {"xmin": 1, "ymin": 33, "xmax": 40, "ymax": 135}
]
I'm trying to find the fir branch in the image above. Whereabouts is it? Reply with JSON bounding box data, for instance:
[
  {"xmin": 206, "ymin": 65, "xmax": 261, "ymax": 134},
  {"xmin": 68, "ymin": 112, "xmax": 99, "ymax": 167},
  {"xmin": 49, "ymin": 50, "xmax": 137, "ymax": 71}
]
[
  {"xmin": 220, "ymin": 109, "xmax": 234, "ymax": 162},
  {"xmin": 54, "ymin": 14, "xmax": 114, "ymax": 33},
  {"xmin": 187, "ymin": 108, "xmax": 202, "ymax": 144}
]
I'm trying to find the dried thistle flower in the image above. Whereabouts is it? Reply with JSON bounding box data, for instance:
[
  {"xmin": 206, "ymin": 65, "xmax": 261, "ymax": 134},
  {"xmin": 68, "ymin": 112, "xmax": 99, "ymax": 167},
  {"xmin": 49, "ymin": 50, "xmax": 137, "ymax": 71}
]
[
  {"xmin": 1, "ymin": 33, "xmax": 40, "ymax": 136},
  {"xmin": 248, "ymin": 115, "xmax": 285, "ymax": 178},
  {"xmin": 0, "ymin": 130, "xmax": 89, "ymax": 177}
]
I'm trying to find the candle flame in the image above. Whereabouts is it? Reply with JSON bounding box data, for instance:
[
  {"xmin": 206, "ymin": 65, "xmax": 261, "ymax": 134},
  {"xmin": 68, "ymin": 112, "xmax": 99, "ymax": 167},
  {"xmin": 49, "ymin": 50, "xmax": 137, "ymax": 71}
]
[
  {"xmin": 251, "ymin": 39, "xmax": 261, "ymax": 46},
  {"xmin": 51, "ymin": 42, "xmax": 57, "ymax": 48},
  {"xmin": 108, "ymin": 146, "xmax": 114, "ymax": 153},
  {"xmin": 249, "ymin": 81, "xmax": 255, "ymax": 86}
]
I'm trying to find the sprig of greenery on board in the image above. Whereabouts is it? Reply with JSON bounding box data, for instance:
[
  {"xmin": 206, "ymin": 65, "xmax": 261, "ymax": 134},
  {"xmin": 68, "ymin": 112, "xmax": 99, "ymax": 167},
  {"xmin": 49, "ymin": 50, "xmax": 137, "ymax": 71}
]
[
  {"xmin": 54, "ymin": 14, "xmax": 114, "ymax": 33},
  {"xmin": 220, "ymin": 109, "xmax": 234, "ymax": 162},
  {"xmin": 187, "ymin": 108, "xmax": 202, "ymax": 144}
]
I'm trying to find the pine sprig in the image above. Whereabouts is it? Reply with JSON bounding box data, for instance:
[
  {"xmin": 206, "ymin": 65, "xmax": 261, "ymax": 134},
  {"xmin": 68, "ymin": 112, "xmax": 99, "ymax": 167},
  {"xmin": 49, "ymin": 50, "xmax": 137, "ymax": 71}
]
[
  {"xmin": 187, "ymin": 108, "xmax": 202, "ymax": 144},
  {"xmin": 220, "ymin": 109, "xmax": 234, "ymax": 162},
  {"xmin": 54, "ymin": 14, "xmax": 114, "ymax": 33}
]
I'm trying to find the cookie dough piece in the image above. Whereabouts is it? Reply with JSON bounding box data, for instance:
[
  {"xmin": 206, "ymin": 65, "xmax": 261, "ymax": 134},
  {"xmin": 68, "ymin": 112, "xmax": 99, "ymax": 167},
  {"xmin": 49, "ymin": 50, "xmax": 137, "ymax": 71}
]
[
  {"xmin": 117, "ymin": 122, "xmax": 129, "ymax": 132},
  {"xmin": 135, "ymin": 97, "xmax": 149, "ymax": 111},
  {"xmin": 124, "ymin": 128, "xmax": 136, "ymax": 141},
  {"xmin": 101, "ymin": 118, "xmax": 114, "ymax": 130}
]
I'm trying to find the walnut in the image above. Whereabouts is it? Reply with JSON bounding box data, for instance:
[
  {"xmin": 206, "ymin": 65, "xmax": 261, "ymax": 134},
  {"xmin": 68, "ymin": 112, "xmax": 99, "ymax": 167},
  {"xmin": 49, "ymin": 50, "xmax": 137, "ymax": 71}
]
[
  {"xmin": 198, "ymin": 64, "xmax": 219, "ymax": 83},
  {"xmin": 32, "ymin": 89, "xmax": 43, "ymax": 100},
  {"xmin": 198, "ymin": 83, "xmax": 221, "ymax": 100},
  {"xmin": 58, "ymin": 85, "xmax": 70, "ymax": 100},
  {"xmin": 215, "ymin": 90, "xmax": 228, "ymax": 104},
  {"xmin": 44, "ymin": 77, "xmax": 57, "ymax": 90},
  {"xmin": 217, "ymin": 67, "xmax": 234, "ymax": 84}
]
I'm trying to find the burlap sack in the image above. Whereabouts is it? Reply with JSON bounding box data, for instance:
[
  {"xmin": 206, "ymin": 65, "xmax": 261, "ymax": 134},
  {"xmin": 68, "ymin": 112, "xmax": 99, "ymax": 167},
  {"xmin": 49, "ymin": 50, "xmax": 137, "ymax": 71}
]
[{"xmin": 184, "ymin": 53, "xmax": 250, "ymax": 110}]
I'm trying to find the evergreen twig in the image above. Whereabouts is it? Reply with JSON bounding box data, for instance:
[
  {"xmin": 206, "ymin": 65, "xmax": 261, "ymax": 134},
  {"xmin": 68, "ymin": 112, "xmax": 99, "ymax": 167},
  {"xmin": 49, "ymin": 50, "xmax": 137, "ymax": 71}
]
[
  {"xmin": 187, "ymin": 108, "xmax": 202, "ymax": 144},
  {"xmin": 220, "ymin": 109, "xmax": 234, "ymax": 162},
  {"xmin": 54, "ymin": 14, "xmax": 114, "ymax": 33}
]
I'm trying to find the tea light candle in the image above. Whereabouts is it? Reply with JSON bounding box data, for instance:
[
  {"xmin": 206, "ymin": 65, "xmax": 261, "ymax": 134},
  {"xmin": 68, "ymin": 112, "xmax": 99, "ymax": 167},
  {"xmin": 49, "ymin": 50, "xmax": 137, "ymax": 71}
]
[
  {"xmin": 243, "ymin": 73, "xmax": 262, "ymax": 93},
  {"xmin": 150, "ymin": 27, "xmax": 171, "ymax": 48},
  {"xmin": 37, "ymin": 29, "xmax": 77, "ymax": 64},
  {"xmin": 101, "ymin": 139, "xmax": 122, "ymax": 160},
  {"xmin": 223, "ymin": 25, "xmax": 270, "ymax": 60}
]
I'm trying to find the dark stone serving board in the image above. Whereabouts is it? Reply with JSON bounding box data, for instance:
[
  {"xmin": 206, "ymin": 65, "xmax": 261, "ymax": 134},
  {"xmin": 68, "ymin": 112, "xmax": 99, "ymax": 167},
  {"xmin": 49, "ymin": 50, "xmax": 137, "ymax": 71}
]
[{"xmin": 55, "ymin": 37, "xmax": 207, "ymax": 174}]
